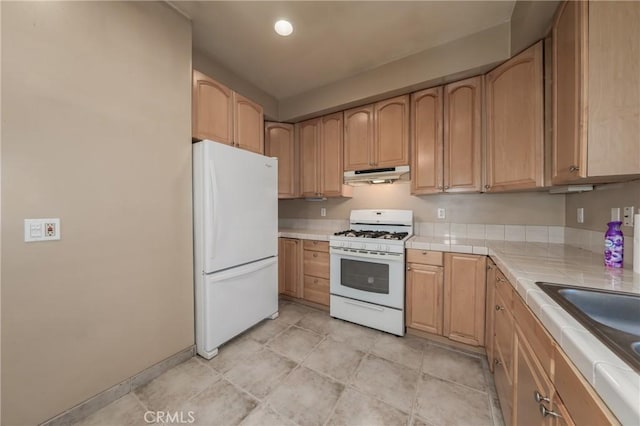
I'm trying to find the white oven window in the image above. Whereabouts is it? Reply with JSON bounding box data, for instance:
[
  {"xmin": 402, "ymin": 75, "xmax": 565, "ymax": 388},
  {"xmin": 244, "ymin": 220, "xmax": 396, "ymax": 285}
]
[{"xmin": 340, "ymin": 258, "xmax": 389, "ymax": 294}]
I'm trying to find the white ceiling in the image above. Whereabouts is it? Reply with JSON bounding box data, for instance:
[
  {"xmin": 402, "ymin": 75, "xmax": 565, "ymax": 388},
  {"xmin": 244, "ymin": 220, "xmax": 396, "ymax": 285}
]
[{"xmin": 172, "ymin": 1, "xmax": 516, "ymax": 100}]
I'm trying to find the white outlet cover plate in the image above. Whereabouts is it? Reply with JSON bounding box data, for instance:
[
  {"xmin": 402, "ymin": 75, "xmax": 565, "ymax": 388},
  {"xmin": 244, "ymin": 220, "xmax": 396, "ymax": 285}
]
[
  {"xmin": 24, "ymin": 218, "xmax": 60, "ymax": 242},
  {"xmin": 437, "ymin": 208, "xmax": 446, "ymax": 219},
  {"xmin": 623, "ymin": 206, "xmax": 634, "ymax": 226}
]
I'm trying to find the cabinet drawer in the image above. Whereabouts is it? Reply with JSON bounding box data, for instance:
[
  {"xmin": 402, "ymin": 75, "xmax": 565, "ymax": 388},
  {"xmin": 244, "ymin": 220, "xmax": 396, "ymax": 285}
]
[
  {"xmin": 303, "ymin": 240, "xmax": 329, "ymax": 252},
  {"xmin": 553, "ymin": 346, "xmax": 619, "ymax": 426},
  {"xmin": 303, "ymin": 250, "xmax": 329, "ymax": 279},
  {"xmin": 406, "ymin": 249, "xmax": 443, "ymax": 266},
  {"xmin": 303, "ymin": 275, "xmax": 329, "ymax": 306},
  {"xmin": 513, "ymin": 293, "xmax": 554, "ymax": 378}
]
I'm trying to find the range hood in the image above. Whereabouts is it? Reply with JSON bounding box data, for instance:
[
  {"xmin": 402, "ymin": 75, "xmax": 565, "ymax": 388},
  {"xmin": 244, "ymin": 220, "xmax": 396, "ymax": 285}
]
[{"xmin": 344, "ymin": 165, "xmax": 410, "ymax": 185}]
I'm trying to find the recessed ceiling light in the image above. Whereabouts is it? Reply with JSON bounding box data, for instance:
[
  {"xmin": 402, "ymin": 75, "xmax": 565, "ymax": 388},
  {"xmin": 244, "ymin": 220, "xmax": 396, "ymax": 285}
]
[{"xmin": 274, "ymin": 19, "xmax": 293, "ymax": 36}]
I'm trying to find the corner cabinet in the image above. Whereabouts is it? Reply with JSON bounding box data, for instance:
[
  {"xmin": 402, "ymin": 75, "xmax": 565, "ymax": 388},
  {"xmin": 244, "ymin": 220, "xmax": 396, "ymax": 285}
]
[
  {"xmin": 344, "ymin": 95, "xmax": 409, "ymax": 171},
  {"xmin": 192, "ymin": 69, "xmax": 264, "ymax": 154},
  {"xmin": 552, "ymin": 1, "xmax": 640, "ymax": 183},
  {"xmin": 192, "ymin": 70, "xmax": 233, "ymax": 144},
  {"xmin": 265, "ymin": 122, "xmax": 297, "ymax": 199},
  {"xmin": 485, "ymin": 42, "xmax": 544, "ymax": 192},
  {"xmin": 298, "ymin": 112, "xmax": 346, "ymax": 198},
  {"xmin": 443, "ymin": 253, "xmax": 486, "ymax": 346}
]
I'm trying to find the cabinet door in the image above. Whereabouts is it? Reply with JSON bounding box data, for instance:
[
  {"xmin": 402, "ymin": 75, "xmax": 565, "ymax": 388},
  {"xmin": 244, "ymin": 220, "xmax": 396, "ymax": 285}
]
[
  {"xmin": 278, "ymin": 238, "xmax": 301, "ymax": 298},
  {"xmin": 444, "ymin": 76, "xmax": 482, "ymax": 192},
  {"xmin": 234, "ymin": 93, "xmax": 264, "ymax": 154},
  {"xmin": 375, "ymin": 95, "xmax": 409, "ymax": 168},
  {"xmin": 192, "ymin": 70, "xmax": 233, "ymax": 144},
  {"xmin": 265, "ymin": 122, "xmax": 297, "ymax": 199},
  {"xmin": 587, "ymin": 1, "xmax": 640, "ymax": 177},
  {"xmin": 344, "ymin": 105, "xmax": 374, "ymax": 171},
  {"xmin": 443, "ymin": 253, "xmax": 486, "ymax": 346},
  {"xmin": 297, "ymin": 118, "xmax": 320, "ymax": 197},
  {"xmin": 486, "ymin": 42, "xmax": 544, "ymax": 192},
  {"xmin": 411, "ymin": 87, "xmax": 443, "ymax": 195},
  {"xmin": 320, "ymin": 112, "xmax": 344, "ymax": 197},
  {"xmin": 552, "ymin": 0, "xmax": 587, "ymax": 183},
  {"xmin": 514, "ymin": 329, "xmax": 554, "ymax": 426},
  {"xmin": 406, "ymin": 263, "xmax": 443, "ymax": 334},
  {"xmin": 485, "ymin": 260, "xmax": 497, "ymax": 372}
]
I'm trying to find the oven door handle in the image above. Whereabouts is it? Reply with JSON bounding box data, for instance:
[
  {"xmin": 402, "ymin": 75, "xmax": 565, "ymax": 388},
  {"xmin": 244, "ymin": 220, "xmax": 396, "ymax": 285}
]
[
  {"xmin": 330, "ymin": 248, "xmax": 403, "ymax": 262},
  {"xmin": 344, "ymin": 299, "xmax": 385, "ymax": 312}
]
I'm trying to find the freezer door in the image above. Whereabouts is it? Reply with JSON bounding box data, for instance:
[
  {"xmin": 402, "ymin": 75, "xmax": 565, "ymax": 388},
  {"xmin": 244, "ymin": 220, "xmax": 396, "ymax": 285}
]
[
  {"xmin": 196, "ymin": 257, "xmax": 278, "ymax": 359},
  {"xmin": 194, "ymin": 141, "xmax": 278, "ymax": 273}
]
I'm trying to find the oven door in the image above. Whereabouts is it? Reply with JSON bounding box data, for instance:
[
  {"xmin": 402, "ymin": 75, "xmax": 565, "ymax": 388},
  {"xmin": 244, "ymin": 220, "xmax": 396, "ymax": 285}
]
[{"xmin": 330, "ymin": 248, "xmax": 404, "ymax": 310}]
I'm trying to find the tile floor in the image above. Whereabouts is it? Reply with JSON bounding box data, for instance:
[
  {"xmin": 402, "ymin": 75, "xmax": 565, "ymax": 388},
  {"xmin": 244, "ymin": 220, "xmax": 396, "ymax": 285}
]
[{"xmin": 74, "ymin": 301, "xmax": 504, "ymax": 426}]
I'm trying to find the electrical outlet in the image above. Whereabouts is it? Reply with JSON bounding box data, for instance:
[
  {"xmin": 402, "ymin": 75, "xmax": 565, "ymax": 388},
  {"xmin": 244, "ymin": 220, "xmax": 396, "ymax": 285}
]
[
  {"xmin": 623, "ymin": 206, "xmax": 635, "ymax": 226},
  {"xmin": 577, "ymin": 208, "xmax": 584, "ymax": 224},
  {"xmin": 437, "ymin": 208, "xmax": 446, "ymax": 220},
  {"xmin": 24, "ymin": 218, "xmax": 60, "ymax": 242},
  {"xmin": 611, "ymin": 207, "xmax": 621, "ymax": 222},
  {"xmin": 320, "ymin": 207, "xmax": 326, "ymax": 217}
]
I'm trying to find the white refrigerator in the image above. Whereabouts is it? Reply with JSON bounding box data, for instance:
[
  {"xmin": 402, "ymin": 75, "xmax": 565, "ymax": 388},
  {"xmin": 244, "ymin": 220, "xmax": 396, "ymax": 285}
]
[{"xmin": 193, "ymin": 140, "xmax": 278, "ymax": 359}]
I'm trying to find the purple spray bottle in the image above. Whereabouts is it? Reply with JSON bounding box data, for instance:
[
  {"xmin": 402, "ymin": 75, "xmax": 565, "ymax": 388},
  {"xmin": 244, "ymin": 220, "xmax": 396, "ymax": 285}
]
[{"xmin": 604, "ymin": 221, "xmax": 624, "ymax": 268}]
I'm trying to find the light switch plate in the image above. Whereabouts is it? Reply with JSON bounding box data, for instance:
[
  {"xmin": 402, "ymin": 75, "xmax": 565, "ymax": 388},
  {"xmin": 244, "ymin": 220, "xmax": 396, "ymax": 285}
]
[{"xmin": 24, "ymin": 218, "xmax": 60, "ymax": 242}]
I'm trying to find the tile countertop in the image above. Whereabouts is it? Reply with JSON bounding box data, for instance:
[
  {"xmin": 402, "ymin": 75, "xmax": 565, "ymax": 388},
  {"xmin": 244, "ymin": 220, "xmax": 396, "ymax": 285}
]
[{"xmin": 282, "ymin": 231, "xmax": 640, "ymax": 423}]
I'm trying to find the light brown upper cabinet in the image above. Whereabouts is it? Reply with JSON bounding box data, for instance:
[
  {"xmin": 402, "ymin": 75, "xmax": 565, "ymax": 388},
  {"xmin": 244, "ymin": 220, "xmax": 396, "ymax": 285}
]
[
  {"xmin": 411, "ymin": 77, "xmax": 482, "ymax": 195},
  {"xmin": 298, "ymin": 112, "xmax": 346, "ymax": 198},
  {"xmin": 192, "ymin": 70, "xmax": 233, "ymax": 145},
  {"xmin": 486, "ymin": 42, "xmax": 544, "ymax": 192},
  {"xmin": 411, "ymin": 87, "xmax": 443, "ymax": 194},
  {"xmin": 344, "ymin": 105, "xmax": 374, "ymax": 171},
  {"xmin": 192, "ymin": 69, "xmax": 264, "ymax": 154},
  {"xmin": 234, "ymin": 93, "xmax": 264, "ymax": 154},
  {"xmin": 344, "ymin": 95, "xmax": 409, "ymax": 171},
  {"xmin": 444, "ymin": 76, "xmax": 483, "ymax": 192},
  {"xmin": 265, "ymin": 122, "xmax": 297, "ymax": 199},
  {"xmin": 443, "ymin": 253, "xmax": 486, "ymax": 346},
  {"xmin": 552, "ymin": 1, "xmax": 640, "ymax": 184}
]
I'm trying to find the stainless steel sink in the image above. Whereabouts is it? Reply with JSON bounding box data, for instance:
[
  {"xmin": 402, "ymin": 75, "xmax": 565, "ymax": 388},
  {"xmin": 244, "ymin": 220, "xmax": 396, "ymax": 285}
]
[{"xmin": 536, "ymin": 282, "xmax": 640, "ymax": 373}]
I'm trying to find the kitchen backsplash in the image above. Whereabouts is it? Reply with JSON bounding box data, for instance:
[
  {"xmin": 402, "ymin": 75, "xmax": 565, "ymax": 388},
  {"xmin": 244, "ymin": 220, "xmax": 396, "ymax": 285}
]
[{"xmin": 279, "ymin": 219, "xmax": 634, "ymax": 267}]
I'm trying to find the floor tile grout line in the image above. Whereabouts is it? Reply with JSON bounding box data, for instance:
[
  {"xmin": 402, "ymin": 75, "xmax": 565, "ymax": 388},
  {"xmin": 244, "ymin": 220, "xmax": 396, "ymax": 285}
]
[{"xmin": 421, "ymin": 369, "xmax": 490, "ymax": 395}]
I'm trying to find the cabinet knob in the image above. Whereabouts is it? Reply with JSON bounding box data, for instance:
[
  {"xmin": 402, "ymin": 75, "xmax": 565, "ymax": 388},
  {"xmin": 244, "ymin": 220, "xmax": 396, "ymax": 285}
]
[
  {"xmin": 533, "ymin": 391, "xmax": 550, "ymax": 404},
  {"xmin": 314, "ymin": 279, "xmax": 318, "ymax": 284},
  {"xmin": 495, "ymin": 305, "xmax": 504, "ymax": 311},
  {"xmin": 487, "ymin": 265, "xmax": 493, "ymax": 270},
  {"xmin": 494, "ymin": 359, "xmax": 502, "ymax": 366},
  {"xmin": 407, "ymin": 266, "xmax": 411, "ymax": 271},
  {"xmin": 444, "ymin": 186, "xmax": 449, "ymax": 189},
  {"xmin": 438, "ymin": 185, "xmax": 443, "ymax": 190},
  {"xmin": 421, "ymin": 251, "xmax": 428, "ymax": 255},
  {"xmin": 313, "ymin": 253, "xmax": 318, "ymax": 258},
  {"xmin": 539, "ymin": 405, "xmax": 561, "ymax": 419},
  {"xmin": 569, "ymin": 165, "xmax": 580, "ymax": 172},
  {"xmin": 484, "ymin": 184, "xmax": 490, "ymax": 189}
]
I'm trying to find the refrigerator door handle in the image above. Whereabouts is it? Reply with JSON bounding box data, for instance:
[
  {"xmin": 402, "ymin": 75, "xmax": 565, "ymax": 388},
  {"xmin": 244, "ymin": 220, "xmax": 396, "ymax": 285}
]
[
  {"xmin": 208, "ymin": 160, "xmax": 219, "ymax": 260},
  {"xmin": 207, "ymin": 257, "xmax": 278, "ymax": 282}
]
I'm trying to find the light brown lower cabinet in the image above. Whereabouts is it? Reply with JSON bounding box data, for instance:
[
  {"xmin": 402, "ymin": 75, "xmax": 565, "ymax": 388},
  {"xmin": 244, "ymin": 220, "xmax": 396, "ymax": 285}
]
[
  {"xmin": 491, "ymin": 265, "xmax": 620, "ymax": 426},
  {"xmin": 278, "ymin": 238, "xmax": 301, "ymax": 298},
  {"xmin": 302, "ymin": 240, "xmax": 330, "ymax": 306},
  {"xmin": 485, "ymin": 259, "xmax": 497, "ymax": 371},
  {"xmin": 443, "ymin": 253, "xmax": 486, "ymax": 346},
  {"xmin": 406, "ymin": 258, "xmax": 444, "ymax": 335}
]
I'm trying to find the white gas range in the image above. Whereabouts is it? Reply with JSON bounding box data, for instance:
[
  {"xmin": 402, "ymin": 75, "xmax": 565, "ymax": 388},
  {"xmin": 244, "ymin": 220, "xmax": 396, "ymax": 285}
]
[{"xmin": 329, "ymin": 209, "xmax": 413, "ymax": 336}]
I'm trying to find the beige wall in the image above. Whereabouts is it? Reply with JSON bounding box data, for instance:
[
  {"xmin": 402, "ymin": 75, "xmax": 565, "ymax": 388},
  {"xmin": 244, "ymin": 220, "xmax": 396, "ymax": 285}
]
[
  {"xmin": 280, "ymin": 183, "xmax": 566, "ymax": 225},
  {"xmin": 1, "ymin": 3, "xmax": 194, "ymax": 424},
  {"xmin": 510, "ymin": 0, "xmax": 560, "ymax": 55},
  {"xmin": 193, "ymin": 48, "xmax": 279, "ymax": 120},
  {"xmin": 278, "ymin": 23, "xmax": 511, "ymax": 122},
  {"xmin": 565, "ymin": 180, "xmax": 640, "ymax": 235}
]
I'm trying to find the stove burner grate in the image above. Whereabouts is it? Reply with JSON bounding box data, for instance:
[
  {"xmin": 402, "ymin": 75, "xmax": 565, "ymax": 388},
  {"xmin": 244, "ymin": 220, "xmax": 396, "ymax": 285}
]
[{"xmin": 333, "ymin": 229, "xmax": 409, "ymax": 240}]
